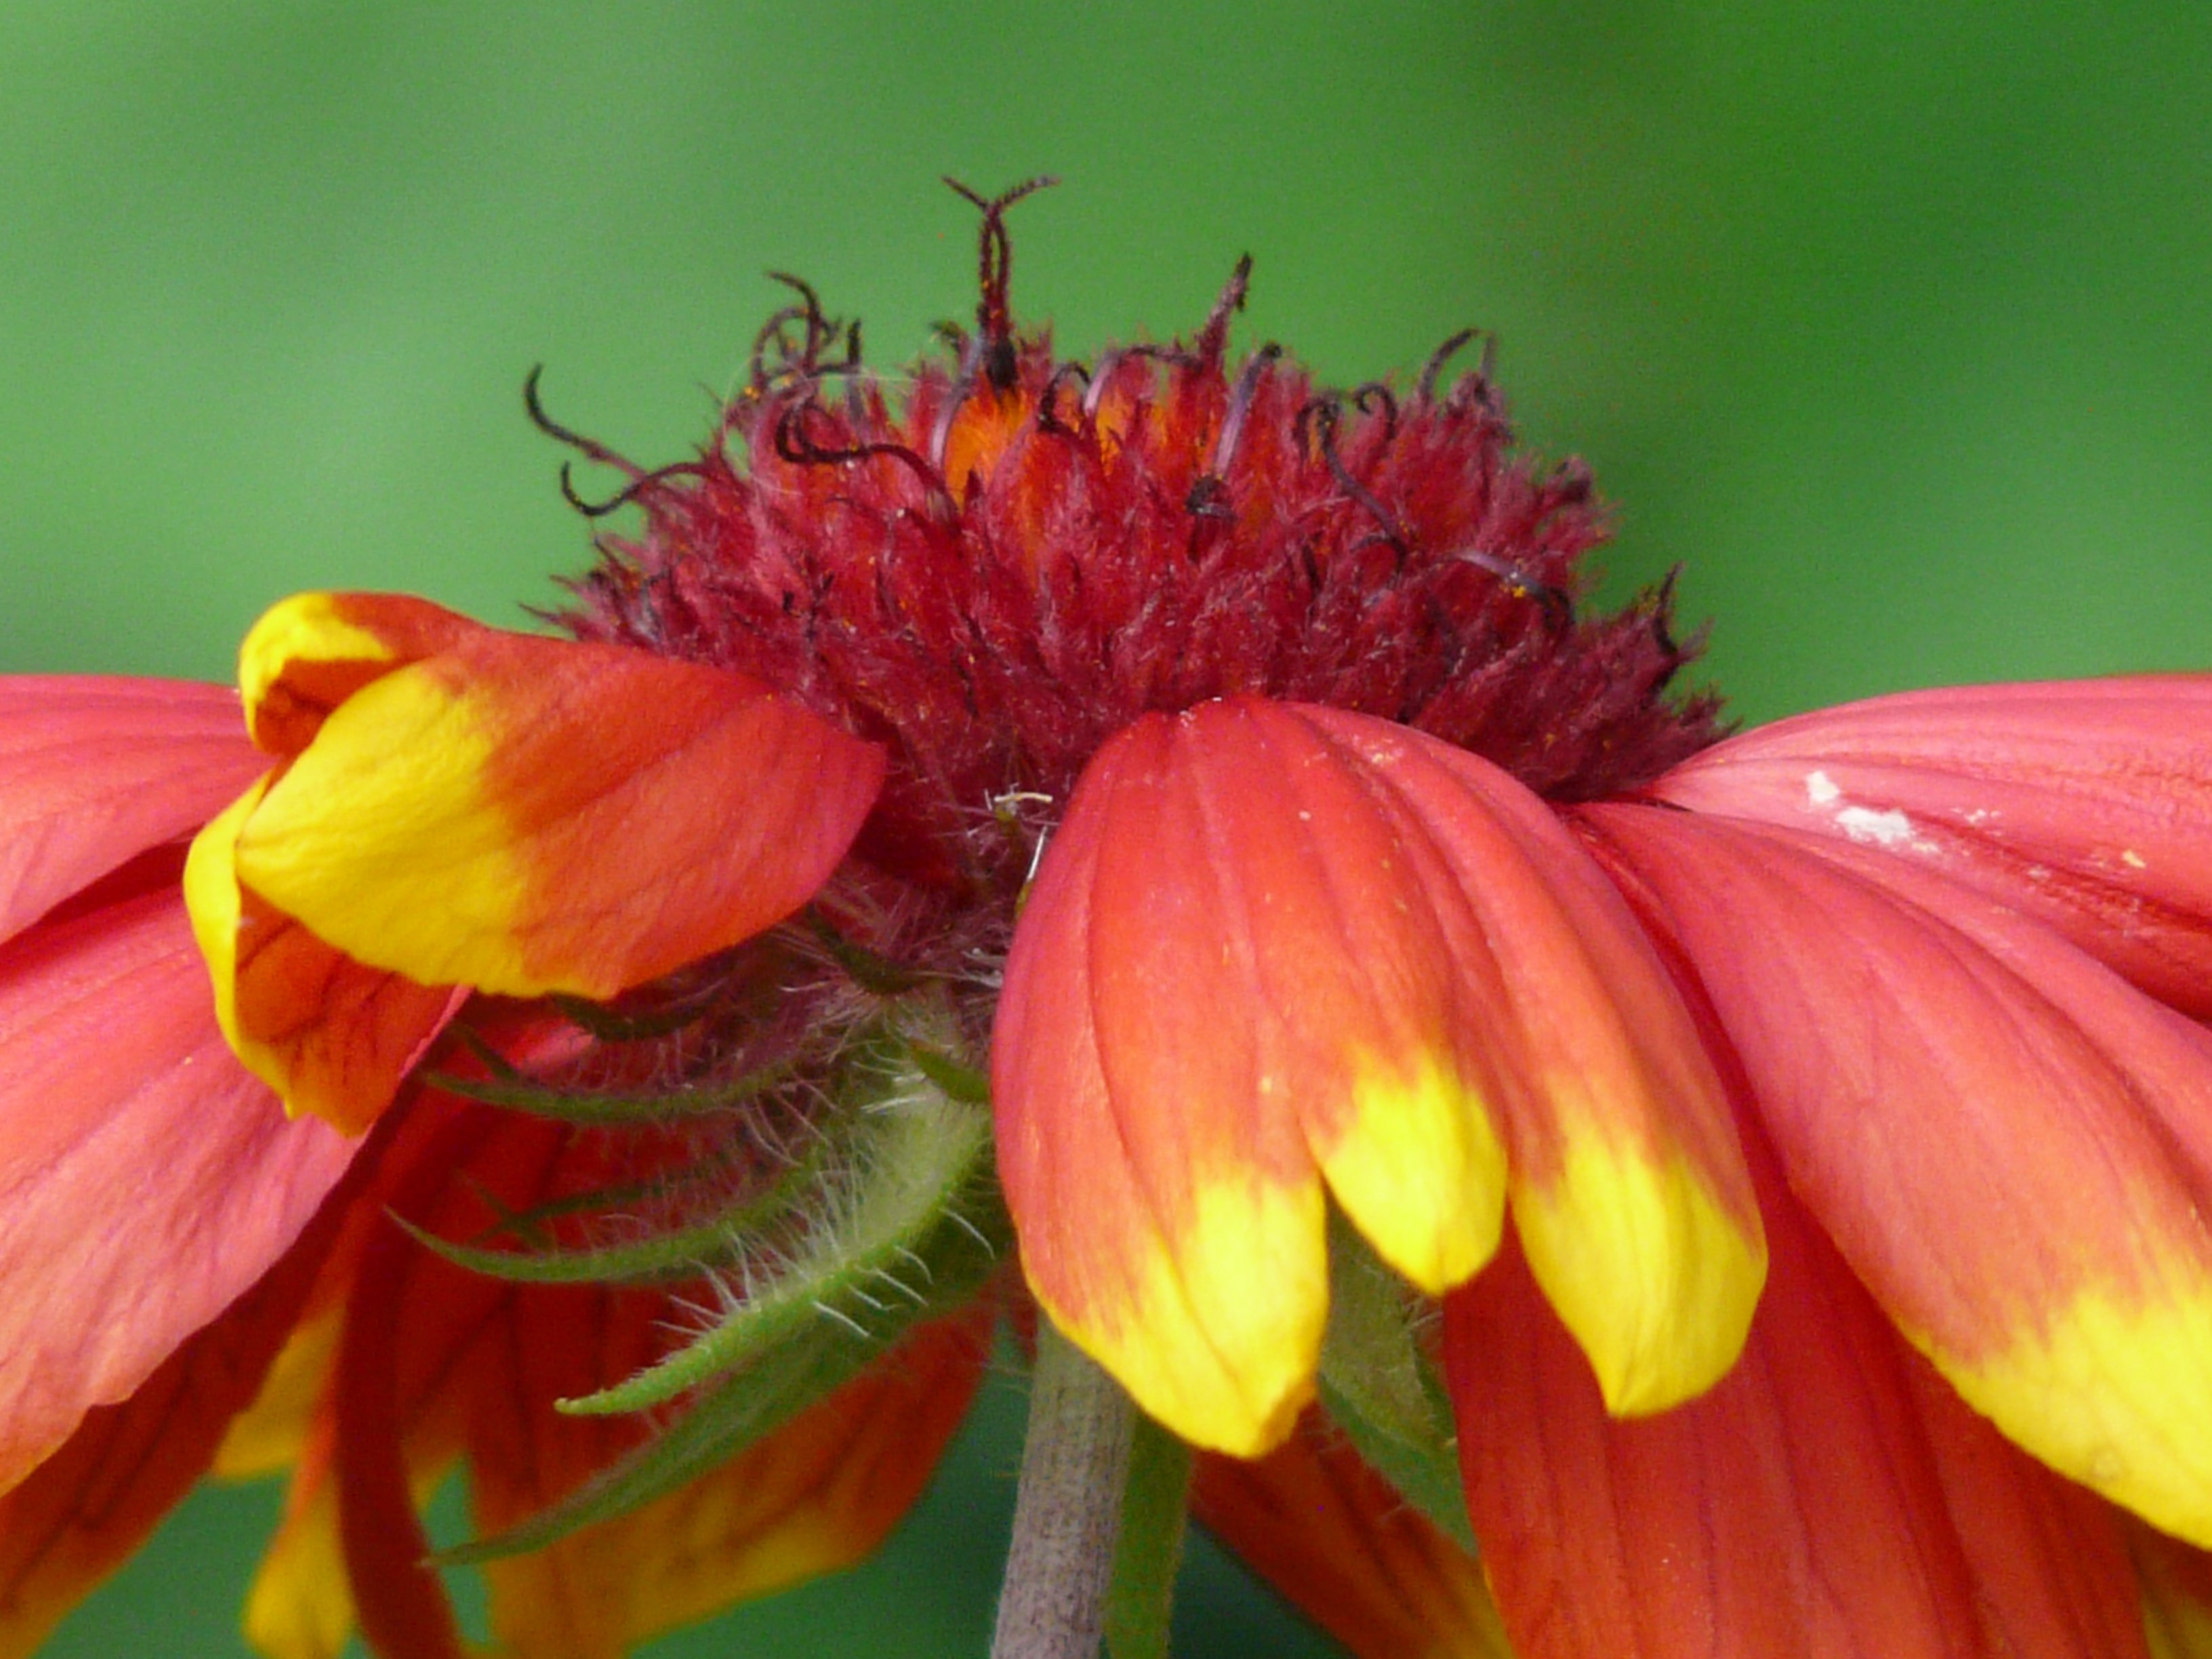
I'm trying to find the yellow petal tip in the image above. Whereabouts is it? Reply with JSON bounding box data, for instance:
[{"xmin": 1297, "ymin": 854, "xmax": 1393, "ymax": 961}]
[
  {"xmin": 1033, "ymin": 1175, "xmax": 1327, "ymax": 1458},
  {"xmin": 1939, "ymin": 1266, "xmax": 2212, "ymax": 1548},
  {"xmin": 1515, "ymin": 1136, "xmax": 1767, "ymax": 1416}
]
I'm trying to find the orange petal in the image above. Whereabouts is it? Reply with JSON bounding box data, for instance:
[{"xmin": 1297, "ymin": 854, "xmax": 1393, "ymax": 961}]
[
  {"xmin": 1192, "ymin": 1414, "xmax": 1511, "ymax": 1659},
  {"xmin": 1649, "ymin": 675, "xmax": 2212, "ymax": 1017},
  {"xmin": 0, "ymin": 885, "xmax": 358, "ymax": 1497},
  {"xmin": 0, "ymin": 676, "xmax": 264, "ymax": 945},
  {"xmin": 228, "ymin": 596, "xmax": 884, "ymax": 1001},
  {"xmin": 1591, "ymin": 802, "xmax": 2212, "ymax": 1545},
  {"xmin": 994, "ymin": 699, "xmax": 1510, "ymax": 1454},
  {"xmin": 185, "ymin": 779, "xmax": 465, "ymax": 1135},
  {"xmin": 0, "ymin": 1158, "xmax": 341, "ymax": 1658}
]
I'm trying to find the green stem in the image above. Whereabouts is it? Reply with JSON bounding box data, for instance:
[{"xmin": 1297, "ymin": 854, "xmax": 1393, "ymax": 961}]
[
  {"xmin": 991, "ymin": 1325, "xmax": 1139, "ymax": 1659},
  {"xmin": 1103, "ymin": 1411, "xmax": 1191, "ymax": 1659}
]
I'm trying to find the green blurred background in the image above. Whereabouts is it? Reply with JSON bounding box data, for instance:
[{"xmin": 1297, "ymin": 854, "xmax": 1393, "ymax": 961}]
[{"xmin": 5, "ymin": 2, "xmax": 2207, "ymax": 1654}]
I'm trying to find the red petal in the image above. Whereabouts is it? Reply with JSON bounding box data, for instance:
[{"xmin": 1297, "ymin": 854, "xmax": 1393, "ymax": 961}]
[
  {"xmin": 0, "ymin": 1173, "xmax": 339, "ymax": 1656},
  {"xmin": 1289, "ymin": 705, "xmax": 1763, "ymax": 1414},
  {"xmin": 0, "ymin": 887, "xmax": 358, "ymax": 1496},
  {"xmin": 995, "ymin": 698, "xmax": 1761, "ymax": 1450},
  {"xmin": 1588, "ymin": 802, "xmax": 2212, "ymax": 1544},
  {"xmin": 1903, "ymin": 1359, "xmax": 2150, "ymax": 1658},
  {"xmin": 994, "ymin": 700, "xmax": 1511, "ymax": 1454},
  {"xmin": 0, "ymin": 676, "xmax": 264, "ymax": 945},
  {"xmin": 321, "ymin": 1101, "xmax": 987, "ymax": 1659},
  {"xmin": 2132, "ymin": 1522, "xmax": 2212, "ymax": 1653},
  {"xmin": 1650, "ymin": 676, "xmax": 2212, "ymax": 1015},
  {"xmin": 473, "ymin": 1308, "xmax": 990, "ymax": 1656},
  {"xmin": 1192, "ymin": 1415, "xmax": 1511, "ymax": 1658},
  {"xmin": 1446, "ymin": 1197, "xmax": 2145, "ymax": 1659}
]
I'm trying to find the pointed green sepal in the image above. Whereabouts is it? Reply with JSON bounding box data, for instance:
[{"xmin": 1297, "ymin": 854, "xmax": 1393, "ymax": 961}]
[
  {"xmin": 388, "ymin": 1148, "xmax": 823, "ymax": 1286},
  {"xmin": 558, "ymin": 1061, "xmax": 998, "ymax": 1415},
  {"xmin": 1317, "ymin": 1213, "xmax": 1475, "ymax": 1550},
  {"xmin": 426, "ymin": 1034, "xmax": 795, "ymax": 1126}
]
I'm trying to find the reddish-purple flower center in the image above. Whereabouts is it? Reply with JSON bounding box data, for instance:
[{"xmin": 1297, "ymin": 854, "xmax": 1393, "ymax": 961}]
[{"xmin": 554, "ymin": 193, "xmax": 1724, "ymax": 917}]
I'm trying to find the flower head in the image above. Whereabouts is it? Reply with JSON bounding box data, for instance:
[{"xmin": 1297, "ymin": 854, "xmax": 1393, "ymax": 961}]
[{"xmin": 5, "ymin": 184, "xmax": 2212, "ymax": 1658}]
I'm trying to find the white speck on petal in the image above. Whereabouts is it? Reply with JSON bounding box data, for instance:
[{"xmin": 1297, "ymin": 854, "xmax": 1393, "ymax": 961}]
[
  {"xmin": 1804, "ymin": 769, "xmax": 1938, "ymax": 853},
  {"xmin": 2122, "ymin": 848, "xmax": 2148, "ymax": 869},
  {"xmin": 1835, "ymin": 805, "xmax": 1934, "ymax": 852}
]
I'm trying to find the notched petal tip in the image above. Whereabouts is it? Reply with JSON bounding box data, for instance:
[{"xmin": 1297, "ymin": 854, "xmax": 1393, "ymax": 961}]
[
  {"xmin": 1323, "ymin": 1051, "xmax": 1508, "ymax": 1296},
  {"xmin": 996, "ymin": 699, "xmax": 1528, "ymax": 1457},
  {"xmin": 239, "ymin": 591, "xmax": 483, "ymax": 757},
  {"xmin": 1282, "ymin": 705, "xmax": 1767, "ymax": 1417}
]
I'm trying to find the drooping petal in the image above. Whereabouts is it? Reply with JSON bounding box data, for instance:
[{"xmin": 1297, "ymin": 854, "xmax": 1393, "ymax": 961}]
[
  {"xmin": 0, "ymin": 1183, "xmax": 341, "ymax": 1659},
  {"xmin": 0, "ymin": 886, "xmax": 358, "ymax": 1496},
  {"xmin": 184, "ymin": 779, "xmax": 466, "ymax": 1135},
  {"xmin": 996, "ymin": 696, "xmax": 1763, "ymax": 1451},
  {"xmin": 994, "ymin": 699, "xmax": 1509, "ymax": 1454},
  {"xmin": 1191, "ymin": 1414, "xmax": 1511, "ymax": 1659},
  {"xmin": 237, "ymin": 591, "xmax": 485, "ymax": 757},
  {"xmin": 2133, "ymin": 1522, "xmax": 2212, "ymax": 1658},
  {"xmin": 0, "ymin": 676, "xmax": 265, "ymax": 945},
  {"xmin": 1649, "ymin": 675, "xmax": 2212, "ymax": 1016},
  {"xmin": 226, "ymin": 593, "xmax": 886, "ymax": 1001},
  {"xmin": 1445, "ymin": 1208, "xmax": 2146, "ymax": 1659},
  {"xmin": 475, "ymin": 1311, "xmax": 989, "ymax": 1659},
  {"xmin": 1589, "ymin": 802, "xmax": 2212, "ymax": 1545},
  {"xmin": 240, "ymin": 1420, "xmax": 354, "ymax": 1659},
  {"xmin": 1290, "ymin": 705, "xmax": 1764, "ymax": 1414},
  {"xmin": 300, "ymin": 1097, "xmax": 987, "ymax": 1659}
]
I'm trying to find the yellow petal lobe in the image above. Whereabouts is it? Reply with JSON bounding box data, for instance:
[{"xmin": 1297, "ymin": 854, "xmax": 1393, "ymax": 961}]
[
  {"xmin": 184, "ymin": 781, "xmax": 264, "ymax": 1059},
  {"xmin": 1938, "ymin": 1259, "xmax": 2212, "ymax": 1548},
  {"xmin": 236, "ymin": 664, "xmax": 533, "ymax": 991},
  {"xmin": 239, "ymin": 592, "xmax": 478, "ymax": 757},
  {"xmin": 1512, "ymin": 1130, "xmax": 1766, "ymax": 1415},
  {"xmin": 186, "ymin": 777, "xmax": 459, "ymax": 1133},
  {"xmin": 242, "ymin": 1477, "xmax": 354, "ymax": 1659},
  {"xmin": 1318, "ymin": 1050, "xmax": 1507, "ymax": 1295},
  {"xmin": 1034, "ymin": 1172, "xmax": 1328, "ymax": 1460}
]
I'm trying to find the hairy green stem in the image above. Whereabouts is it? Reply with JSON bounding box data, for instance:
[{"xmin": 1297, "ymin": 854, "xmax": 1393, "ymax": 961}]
[
  {"xmin": 1103, "ymin": 1410, "xmax": 1191, "ymax": 1659},
  {"xmin": 992, "ymin": 1325, "xmax": 1139, "ymax": 1659}
]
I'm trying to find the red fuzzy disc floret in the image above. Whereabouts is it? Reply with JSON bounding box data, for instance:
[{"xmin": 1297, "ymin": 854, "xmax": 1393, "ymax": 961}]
[{"xmin": 556, "ymin": 260, "xmax": 1724, "ymax": 897}]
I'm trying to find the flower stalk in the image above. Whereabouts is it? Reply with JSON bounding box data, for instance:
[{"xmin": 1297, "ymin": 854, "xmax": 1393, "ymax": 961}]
[
  {"xmin": 992, "ymin": 1324, "xmax": 1141, "ymax": 1659},
  {"xmin": 1103, "ymin": 1410, "xmax": 1193, "ymax": 1659}
]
